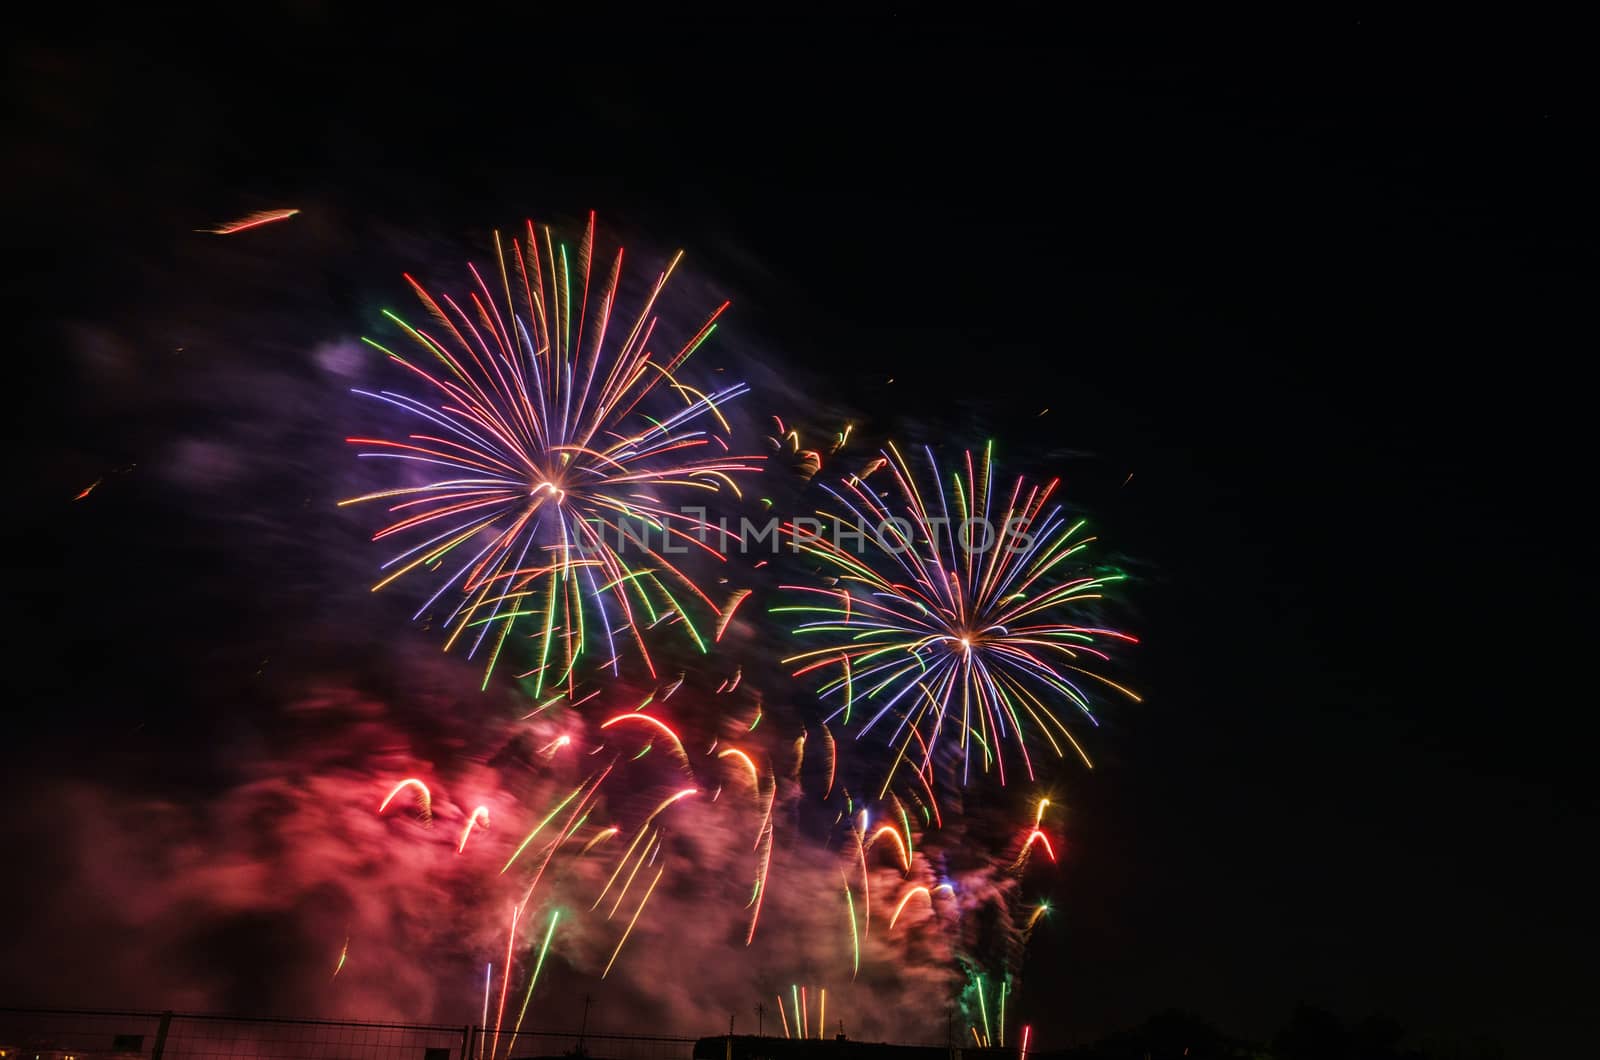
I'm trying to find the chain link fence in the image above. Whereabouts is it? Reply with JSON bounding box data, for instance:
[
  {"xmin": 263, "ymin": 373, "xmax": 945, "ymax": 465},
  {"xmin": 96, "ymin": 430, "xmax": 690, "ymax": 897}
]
[{"xmin": 0, "ymin": 1010, "xmax": 696, "ymax": 1060}]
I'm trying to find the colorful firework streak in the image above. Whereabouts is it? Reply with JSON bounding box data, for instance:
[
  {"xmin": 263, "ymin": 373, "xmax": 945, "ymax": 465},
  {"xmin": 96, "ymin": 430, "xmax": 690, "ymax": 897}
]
[
  {"xmin": 777, "ymin": 441, "xmax": 1139, "ymax": 788},
  {"xmin": 344, "ymin": 214, "xmax": 761, "ymax": 691}
]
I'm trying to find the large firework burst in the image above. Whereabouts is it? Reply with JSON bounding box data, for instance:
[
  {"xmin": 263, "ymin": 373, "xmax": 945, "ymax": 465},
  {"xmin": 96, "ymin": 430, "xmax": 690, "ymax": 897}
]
[
  {"xmin": 343, "ymin": 214, "xmax": 761, "ymax": 692},
  {"xmin": 776, "ymin": 442, "xmax": 1139, "ymax": 791}
]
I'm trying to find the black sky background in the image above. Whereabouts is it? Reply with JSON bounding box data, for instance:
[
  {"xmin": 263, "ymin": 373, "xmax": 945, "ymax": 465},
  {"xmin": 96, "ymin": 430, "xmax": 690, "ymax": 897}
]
[{"xmin": 7, "ymin": 17, "xmax": 1596, "ymax": 1059}]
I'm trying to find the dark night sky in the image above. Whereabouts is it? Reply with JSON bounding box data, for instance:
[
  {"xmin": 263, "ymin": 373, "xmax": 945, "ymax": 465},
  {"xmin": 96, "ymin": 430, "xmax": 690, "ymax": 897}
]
[{"xmin": 7, "ymin": 16, "xmax": 1595, "ymax": 1059}]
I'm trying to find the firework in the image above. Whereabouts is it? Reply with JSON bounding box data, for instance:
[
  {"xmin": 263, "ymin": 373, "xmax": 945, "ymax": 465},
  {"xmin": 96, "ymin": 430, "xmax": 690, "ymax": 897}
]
[
  {"xmin": 509, "ymin": 910, "xmax": 561, "ymax": 1041},
  {"xmin": 820, "ymin": 723, "xmax": 837, "ymax": 799},
  {"xmin": 503, "ymin": 778, "xmax": 592, "ymax": 873},
  {"xmin": 867, "ymin": 824, "xmax": 910, "ymax": 874},
  {"xmin": 716, "ymin": 589, "xmax": 752, "ymax": 642},
  {"xmin": 329, "ymin": 224, "xmax": 1131, "ymax": 1038},
  {"xmin": 578, "ymin": 825, "xmax": 620, "ymax": 857},
  {"xmin": 746, "ymin": 768, "xmax": 778, "ymax": 944},
  {"xmin": 777, "ymin": 441, "xmax": 1139, "ymax": 789},
  {"xmin": 976, "ymin": 974, "xmax": 992, "ymax": 1046},
  {"xmin": 603, "ymin": 865, "xmax": 665, "ymax": 978},
  {"xmin": 601, "ymin": 712, "xmax": 690, "ymax": 767},
  {"xmin": 1012, "ymin": 797, "xmax": 1059, "ymax": 871},
  {"xmin": 888, "ymin": 885, "xmax": 931, "ymax": 930},
  {"xmin": 458, "ymin": 805, "xmax": 491, "ymax": 853},
  {"xmin": 1023, "ymin": 899, "xmax": 1051, "ymax": 936},
  {"xmin": 606, "ymin": 832, "xmax": 659, "ymax": 919},
  {"xmin": 490, "ymin": 902, "xmax": 520, "ymax": 1059},
  {"xmin": 717, "ymin": 747, "xmax": 761, "ymax": 792},
  {"xmin": 1019, "ymin": 830, "xmax": 1055, "ymax": 862},
  {"xmin": 344, "ymin": 214, "xmax": 762, "ymax": 692},
  {"xmin": 378, "ymin": 777, "xmax": 432, "ymax": 822},
  {"xmin": 199, "ymin": 207, "xmax": 299, "ymax": 234},
  {"xmin": 843, "ymin": 878, "xmax": 860, "ymax": 979}
]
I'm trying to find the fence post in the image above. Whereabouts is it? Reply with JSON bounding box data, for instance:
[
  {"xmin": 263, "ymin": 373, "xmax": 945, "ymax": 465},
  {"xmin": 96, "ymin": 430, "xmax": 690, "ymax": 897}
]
[
  {"xmin": 462, "ymin": 1026, "xmax": 474, "ymax": 1060},
  {"xmin": 151, "ymin": 1012, "xmax": 173, "ymax": 1060}
]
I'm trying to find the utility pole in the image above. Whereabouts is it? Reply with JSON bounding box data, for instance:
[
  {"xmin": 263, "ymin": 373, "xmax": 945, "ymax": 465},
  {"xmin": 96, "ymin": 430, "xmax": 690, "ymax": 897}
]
[
  {"xmin": 577, "ymin": 995, "xmax": 592, "ymax": 1057},
  {"xmin": 755, "ymin": 1003, "xmax": 766, "ymax": 1037}
]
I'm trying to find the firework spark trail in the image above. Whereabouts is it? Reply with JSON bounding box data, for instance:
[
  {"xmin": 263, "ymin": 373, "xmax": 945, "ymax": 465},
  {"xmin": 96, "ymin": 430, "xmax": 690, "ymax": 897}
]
[
  {"xmin": 844, "ymin": 877, "xmax": 860, "ymax": 979},
  {"xmin": 331, "ymin": 937, "xmax": 349, "ymax": 979},
  {"xmin": 482, "ymin": 963, "xmax": 492, "ymax": 1027},
  {"xmin": 601, "ymin": 712, "xmax": 690, "ymax": 767},
  {"xmin": 200, "ymin": 208, "xmax": 299, "ymax": 234},
  {"xmin": 378, "ymin": 778, "xmax": 432, "ymax": 823},
  {"xmin": 516, "ymin": 776, "xmax": 608, "ymax": 913},
  {"xmin": 503, "ymin": 776, "xmax": 594, "ymax": 873},
  {"xmin": 896, "ymin": 799, "xmax": 915, "ymax": 865},
  {"xmin": 820, "ymin": 724, "xmax": 837, "ymax": 799},
  {"xmin": 607, "ymin": 833, "xmax": 661, "ymax": 920},
  {"xmin": 508, "ymin": 911, "xmax": 561, "ymax": 1047},
  {"xmin": 578, "ymin": 825, "xmax": 620, "ymax": 857},
  {"xmin": 850, "ymin": 821, "xmax": 871, "ymax": 941},
  {"xmin": 717, "ymin": 747, "xmax": 761, "ymax": 793},
  {"xmin": 602, "ymin": 865, "xmax": 665, "ymax": 978},
  {"xmin": 889, "ymin": 885, "xmax": 932, "ymax": 930},
  {"xmin": 537, "ymin": 734, "xmax": 573, "ymax": 757},
  {"xmin": 345, "ymin": 214, "xmax": 763, "ymax": 692},
  {"xmin": 1012, "ymin": 797, "xmax": 1060, "ymax": 871},
  {"xmin": 489, "ymin": 902, "xmax": 520, "ymax": 1060},
  {"xmin": 746, "ymin": 769, "xmax": 778, "ymax": 944},
  {"xmin": 716, "ymin": 589, "xmax": 752, "ymax": 642},
  {"xmin": 776, "ymin": 442, "xmax": 1138, "ymax": 791},
  {"xmin": 1020, "ymin": 830, "xmax": 1056, "ymax": 862},
  {"xmin": 458, "ymin": 805, "xmax": 491, "ymax": 853},
  {"xmin": 594, "ymin": 788, "xmax": 696, "ymax": 910},
  {"xmin": 868, "ymin": 824, "xmax": 910, "ymax": 874},
  {"xmin": 595, "ymin": 826, "xmax": 654, "ymax": 911}
]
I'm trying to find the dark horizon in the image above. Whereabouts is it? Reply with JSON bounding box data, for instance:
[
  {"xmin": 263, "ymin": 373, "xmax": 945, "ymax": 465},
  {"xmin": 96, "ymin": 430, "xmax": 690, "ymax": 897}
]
[{"xmin": 6, "ymin": 17, "xmax": 1593, "ymax": 1060}]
